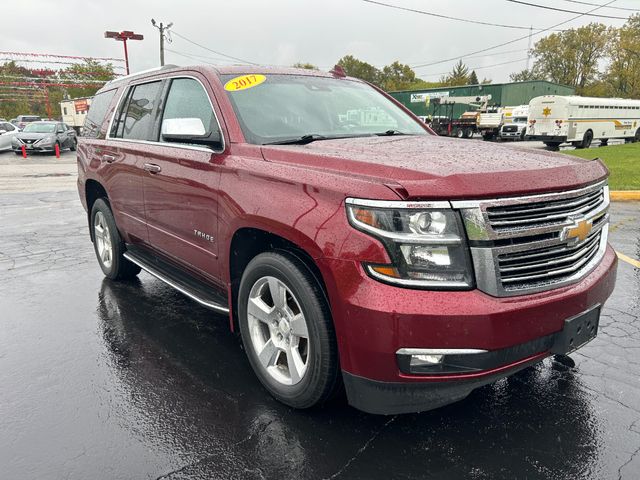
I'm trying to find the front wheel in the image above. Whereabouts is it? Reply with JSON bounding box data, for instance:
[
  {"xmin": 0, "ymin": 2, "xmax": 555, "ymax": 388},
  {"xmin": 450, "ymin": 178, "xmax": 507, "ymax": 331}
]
[
  {"xmin": 238, "ymin": 251, "xmax": 339, "ymax": 409},
  {"xmin": 90, "ymin": 198, "xmax": 141, "ymax": 280},
  {"xmin": 578, "ymin": 130, "xmax": 593, "ymax": 149}
]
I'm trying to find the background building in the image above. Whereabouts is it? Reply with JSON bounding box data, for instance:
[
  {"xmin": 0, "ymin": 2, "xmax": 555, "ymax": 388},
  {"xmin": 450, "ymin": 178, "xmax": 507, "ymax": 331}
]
[{"xmin": 390, "ymin": 81, "xmax": 575, "ymax": 119}]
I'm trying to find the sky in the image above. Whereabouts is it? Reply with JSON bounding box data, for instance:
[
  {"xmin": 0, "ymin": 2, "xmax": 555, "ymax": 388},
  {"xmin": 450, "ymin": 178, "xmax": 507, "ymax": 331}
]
[{"xmin": 2, "ymin": 0, "xmax": 637, "ymax": 82}]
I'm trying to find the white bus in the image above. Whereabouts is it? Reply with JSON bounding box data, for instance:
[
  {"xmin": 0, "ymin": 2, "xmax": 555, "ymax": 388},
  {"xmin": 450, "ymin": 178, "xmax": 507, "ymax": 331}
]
[{"xmin": 527, "ymin": 95, "xmax": 640, "ymax": 148}]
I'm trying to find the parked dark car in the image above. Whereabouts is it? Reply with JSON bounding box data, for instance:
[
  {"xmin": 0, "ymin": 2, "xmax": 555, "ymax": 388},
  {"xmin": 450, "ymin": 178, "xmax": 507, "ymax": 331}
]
[
  {"xmin": 77, "ymin": 65, "xmax": 616, "ymax": 415},
  {"xmin": 12, "ymin": 121, "xmax": 77, "ymax": 154}
]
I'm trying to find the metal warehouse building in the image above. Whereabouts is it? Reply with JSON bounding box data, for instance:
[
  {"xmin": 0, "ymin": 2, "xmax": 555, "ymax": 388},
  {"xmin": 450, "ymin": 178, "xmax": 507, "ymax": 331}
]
[{"xmin": 390, "ymin": 81, "xmax": 575, "ymax": 118}]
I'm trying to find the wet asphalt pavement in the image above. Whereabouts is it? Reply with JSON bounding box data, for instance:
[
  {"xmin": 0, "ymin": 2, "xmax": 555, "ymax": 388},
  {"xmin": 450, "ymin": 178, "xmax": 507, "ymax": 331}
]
[{"xmin": 1, "ymin": 151, "xmax": 639, "ymax": 479}]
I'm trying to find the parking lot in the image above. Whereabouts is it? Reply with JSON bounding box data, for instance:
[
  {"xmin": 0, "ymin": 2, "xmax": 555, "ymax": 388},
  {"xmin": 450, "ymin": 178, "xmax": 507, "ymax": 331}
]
[{"xmin": 0, "ymin": 148, "xmax": 639, "ymax": 479}]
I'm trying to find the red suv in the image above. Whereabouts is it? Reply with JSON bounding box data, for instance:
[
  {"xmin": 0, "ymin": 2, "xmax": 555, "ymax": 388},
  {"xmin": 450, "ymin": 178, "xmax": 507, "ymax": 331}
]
[{"xmin": 77, "ymin": 65, "xmax": 617, "ymax": 414}]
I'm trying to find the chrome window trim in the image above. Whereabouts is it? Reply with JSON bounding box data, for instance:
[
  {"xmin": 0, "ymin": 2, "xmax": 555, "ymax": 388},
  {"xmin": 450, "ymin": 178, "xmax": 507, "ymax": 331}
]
[
  {"xmin": 396, "ymin": 348, "xmax": 488, "ymax": 355},
  {"xmin": 105, "ymin": 74, "xmax": 226, "ymax": 155}
]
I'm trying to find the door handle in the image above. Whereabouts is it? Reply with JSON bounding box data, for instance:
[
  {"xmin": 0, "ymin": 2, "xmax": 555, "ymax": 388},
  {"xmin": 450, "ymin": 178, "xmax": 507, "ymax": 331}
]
[
  {"xmin": 101, "ymin": 154, "xmax": 115, "ymax": 163},
  {"xmin": 143, "ymin": 163, "xmax": 162, "ymax": 174}
]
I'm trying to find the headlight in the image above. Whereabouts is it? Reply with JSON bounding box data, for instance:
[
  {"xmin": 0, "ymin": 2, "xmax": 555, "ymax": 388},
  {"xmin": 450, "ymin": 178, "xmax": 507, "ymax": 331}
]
[
  {"xmin": 346, "ymin": 198, "xmax": 474, "ymax": 289},
  {"xmin": 12, "ymin": 137, "xmax": 22, "ymax": 145}
]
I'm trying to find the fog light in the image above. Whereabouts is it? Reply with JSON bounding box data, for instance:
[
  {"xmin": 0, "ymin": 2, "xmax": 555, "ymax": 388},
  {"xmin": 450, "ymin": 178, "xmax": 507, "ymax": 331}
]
[{"xmin": 410, "ymin": 354, "xmax": 444, "ymax": 367}]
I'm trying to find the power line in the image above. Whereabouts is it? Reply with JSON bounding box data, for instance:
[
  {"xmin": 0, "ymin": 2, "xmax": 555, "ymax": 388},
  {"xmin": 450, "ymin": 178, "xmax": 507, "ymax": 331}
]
[
  {"xmin": 421, "ymin": 57, "xmax": 529, "ymax": 77},
  {"xmin": 506, "ymin": 0, "xmax": 628, "ymax": 19},
  {"xmin": 165, "ymin": 48, "xmax": 239, "ymax": 64},
  {"xmin": 169, "ymin": 30, "xmax": 259, "ymax": 65},
  {"xmin": 360, "ymin": 0, "xmax": 553, "ymax": 30},
  {"xmin": 0, "ymin": 51, "xmax": 124, "ymax": 62},
  {"xmin": 411, "ymin": 0, "xmax": 618, "ymax": 69},
  {"xmin": 409, "ymin": 48, "xmax": 529, "ymax": 67},
  {"xmin": 560, "ymin": 0, "xmax": 640, "ymax": 11}
]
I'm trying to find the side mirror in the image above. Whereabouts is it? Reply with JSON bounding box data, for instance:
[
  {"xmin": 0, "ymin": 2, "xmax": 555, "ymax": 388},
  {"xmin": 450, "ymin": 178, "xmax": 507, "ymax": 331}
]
[{"xmin": 161, "ymin": 118, "xmax": 223, "ymax": 150}]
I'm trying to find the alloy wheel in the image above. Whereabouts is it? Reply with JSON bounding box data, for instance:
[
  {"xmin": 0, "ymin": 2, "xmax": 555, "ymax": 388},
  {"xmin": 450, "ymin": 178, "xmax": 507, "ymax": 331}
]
[
  {"xmin": 94, "ymin": 211, "xmax": 113, "ymax": 269},
  {"xmin": 247, "ymin": 276, "xmax": 310, "ymax": 386}
]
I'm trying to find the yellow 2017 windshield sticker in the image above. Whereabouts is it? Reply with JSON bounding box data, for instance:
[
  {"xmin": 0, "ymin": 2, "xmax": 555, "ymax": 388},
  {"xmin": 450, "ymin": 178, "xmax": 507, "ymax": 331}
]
[{"xmin": 224, "ymin": 74, "xmax": 266, "ymax": 92}]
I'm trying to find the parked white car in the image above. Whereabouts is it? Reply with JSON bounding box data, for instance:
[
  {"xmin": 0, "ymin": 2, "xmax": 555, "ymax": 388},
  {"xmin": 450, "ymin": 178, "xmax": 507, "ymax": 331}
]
[{"xmin": 0, "ymin": 121, "xmax": 19, "ymax": 151}]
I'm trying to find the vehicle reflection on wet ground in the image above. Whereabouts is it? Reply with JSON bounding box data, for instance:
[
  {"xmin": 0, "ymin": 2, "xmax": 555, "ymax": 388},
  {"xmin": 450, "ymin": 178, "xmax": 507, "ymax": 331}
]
[{"xmin": 1, "ymin": 190, "xmax": 638, "ymax": 479}]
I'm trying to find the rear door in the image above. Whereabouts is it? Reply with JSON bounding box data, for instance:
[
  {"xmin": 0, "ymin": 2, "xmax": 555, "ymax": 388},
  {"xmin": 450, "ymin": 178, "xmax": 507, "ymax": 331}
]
[
  {"xmin": 102, "ymin": 80, "xmax": 165, "ymax": 244},
  {"xmin": 141, "ymin": 75, "xmax": 225, "ymax": 284}
]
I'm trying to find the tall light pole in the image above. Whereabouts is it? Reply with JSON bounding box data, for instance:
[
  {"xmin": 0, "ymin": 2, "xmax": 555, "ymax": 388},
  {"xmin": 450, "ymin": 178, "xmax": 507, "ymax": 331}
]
[
  {"xmin": 104, "ymin": 30, "xmax": 144, "ymax": 75},
  {"xmin": 151, "ymin": 19, "xmax": 173, "ymax": 66}
]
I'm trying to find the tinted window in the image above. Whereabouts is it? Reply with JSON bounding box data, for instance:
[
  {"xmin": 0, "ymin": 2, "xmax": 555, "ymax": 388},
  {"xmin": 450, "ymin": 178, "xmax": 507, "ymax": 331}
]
[
  {"xmin": 116, "ymin": 81, "xmax": 162, "ymax": 141},
  {"xmin": 160, "ymin": 78, "xmax": 217, "ymax": 144},
  {"xmin": 83, "ymin": 88, "xmax": 117, "ymax": 138}
]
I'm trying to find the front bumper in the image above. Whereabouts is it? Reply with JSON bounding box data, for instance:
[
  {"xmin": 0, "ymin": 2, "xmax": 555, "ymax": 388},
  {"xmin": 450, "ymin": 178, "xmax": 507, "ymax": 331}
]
[
  {"xmin": 13, "ymin": 143, "xmax": 55, "ymax": 153},
  {"xmin": 526, "ymin": 135, "xmax": 567, "ymax": 143},
  {"xmin": 320, "ymin": 246, "xmax": 617, "ymax": 414}
]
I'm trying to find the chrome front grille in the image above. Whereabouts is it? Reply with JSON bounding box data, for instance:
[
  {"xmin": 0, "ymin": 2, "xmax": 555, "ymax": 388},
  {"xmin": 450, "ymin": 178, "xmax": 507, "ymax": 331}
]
[
  {"xmin": 486, "ymin": 186, "xmax": 603, "ymax": 232},
  {"xmin": 451, "ymin": 181, "xmax": 609, "ymax": 296}
]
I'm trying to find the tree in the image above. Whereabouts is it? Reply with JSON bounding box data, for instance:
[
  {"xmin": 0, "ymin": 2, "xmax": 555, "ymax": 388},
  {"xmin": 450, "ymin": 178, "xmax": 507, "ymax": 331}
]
[
  {"xmin": 509, "ymin": 68, "xmax": 545, "ymax": 82},
  {"xmin": 441, "ymin": 60, "xmax": 470, "ymax": 86},
  {"xmin": 292, "ymin": 62, "xmax": 318, "ymax": 70},
  {"xmin": 337, "ymin": 55, "xmax": 381, "ymax": 85},
  {"xmin": 380, "ymin": 61, "xmax": 417, "ymax": 91},
  {"xmin": 0, "ymin": 59, "xmax": 116, "ymax": 119},
  {"xmin": 467, "ymin": 70, "xmax": 479, "ymax": 85},
  {"xmin": 529, "ymin": 23, "xmax": 611, "ymax": 93},
  {"xmin": 603, "ymin": 14, "xmax": 640, "ymax": 98}
]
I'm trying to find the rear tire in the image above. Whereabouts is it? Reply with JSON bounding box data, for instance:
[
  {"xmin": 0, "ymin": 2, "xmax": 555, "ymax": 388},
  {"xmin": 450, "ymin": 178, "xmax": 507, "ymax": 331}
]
[
  {"xmin": 90, "ymin": 198, "xmax": 141, "ymax": 280},
  {"xmin": 70, "ymin": 138, "xmax": 77, "ymax": 151},
  {"xmin": 454, "ymin": 128, "xmax": 463, "ymax": 138},
  {"xmin": 463, "ymin": 127, "xmax": 473, "ymax": 139},
  {"xmin": 599, "ymin": 139, "xmax": 608, "ymax": 147},
  {"xmin": 238, "ymin": 251, "xmax": 339, "ymax": 409},
  {"xmin": 544, "ymin": 141, "xmax": 561, "ymax": 149}
]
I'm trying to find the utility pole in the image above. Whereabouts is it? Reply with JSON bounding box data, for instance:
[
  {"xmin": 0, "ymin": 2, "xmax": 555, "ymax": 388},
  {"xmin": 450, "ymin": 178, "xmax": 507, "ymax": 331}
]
[
  {"xmin": 151, "ymin": 19, "xmax": 173, "ymax": 66},
  {"xmin": 526, "ymin": 25, "xmax": 533, "ymax": 71},
  {"xmin": 104, "ymin": 30, "xmax": 144, "ymax": 75}
]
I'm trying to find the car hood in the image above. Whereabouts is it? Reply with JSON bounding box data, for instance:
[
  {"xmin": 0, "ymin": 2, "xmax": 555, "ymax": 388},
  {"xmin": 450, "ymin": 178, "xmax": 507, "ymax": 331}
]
[
  {"xmin": 17, "ymin": 133, "xmax": 53, "ymax": 140},
  {"xmin": 260, "ymin": 135, "xmax": 608, "ymax": 199}
]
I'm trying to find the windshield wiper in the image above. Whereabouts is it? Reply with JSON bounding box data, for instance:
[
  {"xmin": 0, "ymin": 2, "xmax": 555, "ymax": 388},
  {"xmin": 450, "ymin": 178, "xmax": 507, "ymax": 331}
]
[
  {"xmin": 263, "ymin": 134, "xmax": 328, "ymax": 145},
  {"xmin": 374, "ymin": 129, "xmax": 409, "ymax": 136}
]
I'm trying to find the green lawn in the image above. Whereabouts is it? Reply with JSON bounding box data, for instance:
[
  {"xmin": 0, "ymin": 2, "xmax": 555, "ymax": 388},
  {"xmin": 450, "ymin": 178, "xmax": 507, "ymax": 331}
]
[{"xmin": 564, "ymin": 142, "xmax": 640, "ymax": 190}]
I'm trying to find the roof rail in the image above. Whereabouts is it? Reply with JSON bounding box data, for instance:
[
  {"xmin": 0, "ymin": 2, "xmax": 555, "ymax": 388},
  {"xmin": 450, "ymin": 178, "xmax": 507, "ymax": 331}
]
[{"xmin": 106, "ymin": 64, "xmax": 179, "ymax": 85}]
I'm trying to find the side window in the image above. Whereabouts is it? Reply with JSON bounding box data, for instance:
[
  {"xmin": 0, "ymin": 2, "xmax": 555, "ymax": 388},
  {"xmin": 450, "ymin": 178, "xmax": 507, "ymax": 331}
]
[
  {"xmin": 83, "ymin": 88, "xmax": 117, "ymax": 138},
  {"xmin": 114, "ymin": 81, "xmax": 163, "ymax": 141},
  {"xmin": 160, "ymin": 78, "xmax": 218, "ymax": 144}
]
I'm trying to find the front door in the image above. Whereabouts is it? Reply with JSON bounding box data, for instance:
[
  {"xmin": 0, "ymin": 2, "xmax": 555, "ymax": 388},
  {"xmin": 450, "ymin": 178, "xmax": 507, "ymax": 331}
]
[{"xmin": 142, "ymin": 76, "xmax": 225, "ymax": 284}]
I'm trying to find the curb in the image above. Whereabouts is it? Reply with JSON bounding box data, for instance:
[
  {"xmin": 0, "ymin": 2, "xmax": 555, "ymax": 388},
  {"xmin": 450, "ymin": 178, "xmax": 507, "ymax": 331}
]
[{"xmin": 610, "ymin": 191, "xmax": 640, "ymax": 201}]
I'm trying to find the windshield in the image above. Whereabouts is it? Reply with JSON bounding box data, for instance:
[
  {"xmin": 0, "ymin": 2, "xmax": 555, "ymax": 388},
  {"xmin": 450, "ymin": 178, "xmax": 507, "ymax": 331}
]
[
  {"xmin": 513, "ymin": 116, "xmax": 528, "ymax": 123},
  {"xmin": 23, "ymin": 123, "xmax": 56, "ymax": 133},
  {"xmin": 221, "ymin": 74, "xmax": 427, "ymax": 144}
]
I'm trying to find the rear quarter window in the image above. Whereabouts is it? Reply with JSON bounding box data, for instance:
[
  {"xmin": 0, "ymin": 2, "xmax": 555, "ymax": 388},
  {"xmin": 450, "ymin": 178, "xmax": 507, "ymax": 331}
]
[{"xmin": 83, "ymin": 89, "xmax": 117, "ymax": 139}]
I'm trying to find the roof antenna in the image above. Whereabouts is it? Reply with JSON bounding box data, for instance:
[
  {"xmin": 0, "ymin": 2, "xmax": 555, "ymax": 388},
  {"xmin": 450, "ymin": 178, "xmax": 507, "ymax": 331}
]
[{"xmin": 330, "ymin": 64, "xmax": 346, "ymax": 78}]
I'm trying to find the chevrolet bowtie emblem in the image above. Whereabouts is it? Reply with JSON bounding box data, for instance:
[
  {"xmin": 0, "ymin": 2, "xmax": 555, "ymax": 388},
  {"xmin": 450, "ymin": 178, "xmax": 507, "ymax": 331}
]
[{"xmin": 563, "ymin": 218, "xmax": 593, "ymax": 243}]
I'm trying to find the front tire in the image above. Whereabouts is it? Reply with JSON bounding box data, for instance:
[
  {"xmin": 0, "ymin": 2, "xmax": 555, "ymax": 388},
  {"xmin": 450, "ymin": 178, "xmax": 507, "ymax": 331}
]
[
  {"xmin": 238, "ymin": 251, "xmax": 339, "ymax": 409},
  {"xmin": 577, "ymin": 130, "xmax": 593, "ymax": 149},
  {"xmin": 90, "ymin": 198, "xmax": 140, "ymax": 280}
]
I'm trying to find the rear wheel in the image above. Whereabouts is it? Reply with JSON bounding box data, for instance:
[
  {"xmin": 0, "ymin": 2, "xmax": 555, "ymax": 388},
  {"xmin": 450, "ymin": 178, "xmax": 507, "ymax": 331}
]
[
  {"xmin": 454, "ymin": 128, "xmax": 463, "ymax": 138},
  {"xmin": 599, "ymin": 139, "xmax": 608, "ymax": 147},
  {"xmin": 544, "ymin": 141, "xmax": 561, "ymax": 149},
  {"xmin": 70, "ymin": 138, "xmax": 77, "ymax": 151},
  {"xmin": 634, "ymin": 128, "xmax": 640, "ymax": 142},
  {"xmin": 90, "ymin": 198, "xmax": 141, "ymax": 280},
  {"xmin": 238, "ymin": 251, "xmax": 339, "ymax": 409},
  {"xmin": 463, "ymin": 127, "xmax": 473, "ymax": 138}
]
